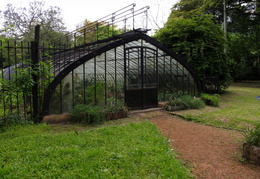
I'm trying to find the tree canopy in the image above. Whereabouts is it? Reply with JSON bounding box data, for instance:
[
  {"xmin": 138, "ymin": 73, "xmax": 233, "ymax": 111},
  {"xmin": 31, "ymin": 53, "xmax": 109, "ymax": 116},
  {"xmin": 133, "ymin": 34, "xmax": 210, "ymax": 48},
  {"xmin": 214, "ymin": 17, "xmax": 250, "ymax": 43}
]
[
  {"xmin": 155, "ymin": 0, "xmax": 259, "ymax": 87},
  {"xmin": 155, "ymin": 14, "xmax": 231, "ymax": 90},
  {"xmin": 1, "ymin": 0, "xmax": 67, "ymax": 42}
]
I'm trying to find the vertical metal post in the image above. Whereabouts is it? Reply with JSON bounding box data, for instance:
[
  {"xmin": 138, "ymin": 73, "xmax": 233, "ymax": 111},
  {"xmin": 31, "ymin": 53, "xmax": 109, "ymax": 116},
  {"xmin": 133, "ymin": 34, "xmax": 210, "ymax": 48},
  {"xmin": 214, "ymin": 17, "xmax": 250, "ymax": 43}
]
[
  {"xmin": 0, "ymin": 40, "xmax": 6, "ymax": 117},
  {"xmin": 104, "ymin": 52, "xmax": 107, "ymax": 105},
  {"xmin": 83, "ymin": 62, "xmax": 86, "ymax": 104},
  {"xmin": 96, "ymin": 23, "xmax": 99, "ymax": 41},
  {"xmin": 141, "ymin": 46, "xmax": 144, "ymax": 109},
  {"xmin": 123, "ymin": 44, "xmax": 127, "ymax": 105},
  {"xmin": 7, "ymin": 41, "xmax": 12, "ymax": 114},
  {"xmin": 114, "ymin": 48, "xmax": 117, "ymax": 105},
  {"xmin": 94, "ymin": 57, "xmax": 97, "ymax": 104},
  {"xmin": 31, "ymin": 25, "xmax": 40, "ymax": 122},
  {"xmin": 74, "ymin": 33, "xmax": 77, "ymax": 47},
  {"xmin": 59, "ymin": 83, "xmax": 63, "ymax": 114},
  {"xmin": 132, "ymin": 7, "xmax": 135, "ymax": 30},
  {"xmin": 155, "ymin": 48, "xmax": 159, "ymax": 98},
  {"xmin": 163, "ymin": 53, "xmax": 166, "ymax": 100},
  {"xmin": 84, "ymin": 28, "xmax": 86, "ymax": 43},
  {"xmin": 72, "ymin": 70, "xmax": 75, "ymax": 108},
  {"xmin": 146, "ymin": 7, "xmax": 149, "ymax": 30},
  {"xmin": 112, "ymin": 14, "xmax": 115, "ymax": 36}
]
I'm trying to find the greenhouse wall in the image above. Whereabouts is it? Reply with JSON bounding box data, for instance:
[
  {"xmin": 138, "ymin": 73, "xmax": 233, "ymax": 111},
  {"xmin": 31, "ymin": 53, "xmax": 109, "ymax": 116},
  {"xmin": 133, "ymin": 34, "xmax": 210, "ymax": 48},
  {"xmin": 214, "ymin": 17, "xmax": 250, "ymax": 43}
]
[{"xmin": 46, "ymin": 35, "xmax": 200, "ymax": 114}]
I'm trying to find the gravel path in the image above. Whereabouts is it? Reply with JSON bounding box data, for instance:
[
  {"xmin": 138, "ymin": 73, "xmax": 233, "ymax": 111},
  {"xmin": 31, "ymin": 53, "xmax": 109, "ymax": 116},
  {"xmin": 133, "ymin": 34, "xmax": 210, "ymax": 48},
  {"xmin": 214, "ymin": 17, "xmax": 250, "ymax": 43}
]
[{"xmin": 148, "ymin": 111, "xmax": 260, "ymax": 179}]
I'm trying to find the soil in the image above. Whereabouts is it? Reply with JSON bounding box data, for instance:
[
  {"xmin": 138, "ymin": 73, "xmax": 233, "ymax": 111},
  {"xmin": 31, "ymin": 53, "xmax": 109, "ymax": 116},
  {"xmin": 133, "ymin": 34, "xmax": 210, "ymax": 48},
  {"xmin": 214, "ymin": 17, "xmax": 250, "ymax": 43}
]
[{"xmin": 147, "ymin": 111, "xmax": 260, "ymax": 179}]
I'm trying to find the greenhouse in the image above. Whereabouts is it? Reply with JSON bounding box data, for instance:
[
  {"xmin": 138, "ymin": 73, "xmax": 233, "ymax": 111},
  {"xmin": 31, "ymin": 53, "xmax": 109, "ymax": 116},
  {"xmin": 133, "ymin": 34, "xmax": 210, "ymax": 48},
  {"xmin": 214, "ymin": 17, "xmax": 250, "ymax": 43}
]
[
  {"xmin": 0, "ymin": 4, "xmax": 202, "ymax": 120},
  {"xmin": 42, "ymin": 29, "xmax": 201, "ymax": 115}
]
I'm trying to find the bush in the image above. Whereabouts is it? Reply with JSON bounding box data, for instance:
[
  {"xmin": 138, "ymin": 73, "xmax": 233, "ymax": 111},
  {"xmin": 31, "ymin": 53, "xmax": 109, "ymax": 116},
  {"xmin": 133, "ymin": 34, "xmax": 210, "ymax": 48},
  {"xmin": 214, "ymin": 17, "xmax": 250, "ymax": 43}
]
[
  {"xmin": 0, "ymin": 114, "xmax": 33, "ymax": 132},
  {"xmin": 166, "ymin": 95, "xmax": 205, "ymax": 110},
  {"xmin": 71, "ymin": 104, "xmax": 106, "ymax": 124},
  {"xmin": 200, "ymin": 93, "xmax": 220, "ymax": 107},
  {"xmin": 243, "ymin": 122, "xmax": 260, "ymax": 147},
  {"xmin": 180, "ymin": 95, "xmax": 205, "ymax": 109}
]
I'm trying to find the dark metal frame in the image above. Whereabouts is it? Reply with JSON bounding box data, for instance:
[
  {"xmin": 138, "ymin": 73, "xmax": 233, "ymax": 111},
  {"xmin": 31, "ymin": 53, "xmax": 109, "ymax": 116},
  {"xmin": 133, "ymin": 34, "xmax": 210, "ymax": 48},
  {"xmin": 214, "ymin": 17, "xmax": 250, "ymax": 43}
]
[
  {"xmin": 0, "ymin": 4, "xmax": 202, "ymax": 122},
  {"xmin": 42, "ymin": 31, "xmax": 202, "ymax": 116}
]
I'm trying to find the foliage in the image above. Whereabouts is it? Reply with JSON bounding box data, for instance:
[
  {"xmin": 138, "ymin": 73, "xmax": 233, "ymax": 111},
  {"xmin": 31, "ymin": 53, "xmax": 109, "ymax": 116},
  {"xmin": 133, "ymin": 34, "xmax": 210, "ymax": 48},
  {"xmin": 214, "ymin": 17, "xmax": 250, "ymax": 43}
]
[
  {"xmin": 180, "ymin": 95, "xmax": 205, "ymax": 109},
  {"xmin": 154, "ymin": 14, "xmax": 231, "ymax": 90},
  {"xmin": 71, "ymin": 104, "xmax": 106, "ymax": 124},
  {"xmin": 0, "ymin": 122, "xmax": 193, "ymax": 178},
  {"xmin": 0, "ymin": 60, "xmax": 53, "ymax": 120},
  {"xmin": 76, "ymin": 20, "xmax": 123, "ymax": 45},
  {"xmin": 0, "ymin": 114, "xmax": 33, "ymax": 132},
  {"xmin": 171, "ymin": 0, "xmax": 259, "ymax": 27},
  {"xmin": 96, "ymin": 25, "xmax": 122, "ymax": 40},
  {"xmin": 106, "ymin": 98, "xmax": 128, "ymax": 113},
  {"xmin": 166, "ymin": 94, "xmax": 205, "ymax": 110},
  {"xmin": 228, "ymin": 31, "xmax": 260, "ymax": 80},
  {"xmin": 1, "ymin": 60, "xmax": 53, "ymax": 94},
  {"xmin": 168, "ymin": 0, "xmax": 260, "ymax": 81},
  {"xmin": 200, "ymin": 93, "xmax": 220, "ymax": 107},
  {"xmin": 1, "ymin": 0, "xmax": 67, "ymax": 42},
  {"xmin": 85, "ymin": 82, "xmax": 105, "ymax": 105},
  {"xmin": 1, "ymin": 63, "xmax": 34, "ymax": 96},
  {"xmin": 243, "ymin": 121, "xmax": 260, "ymax": 147}
]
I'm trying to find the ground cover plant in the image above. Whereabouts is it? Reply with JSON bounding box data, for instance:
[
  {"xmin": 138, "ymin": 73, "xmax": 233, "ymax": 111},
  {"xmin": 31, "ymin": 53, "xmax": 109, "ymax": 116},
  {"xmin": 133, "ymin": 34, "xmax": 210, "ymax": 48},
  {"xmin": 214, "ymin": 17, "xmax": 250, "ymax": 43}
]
[
  {"xmin": 165, "ymin": 94, "xmax": 205, "ymax": 111},
  {"xmin": 243, "ymin": 121, "xmax": 260, "ymax": 147},
  {"xmin": 200, "ymin": 93, "xmax": 220, "ymax": 107},
  {"xmin": 177, "ymin": 82, "xmax": 260, "ymax": 130},
  {"xmin": 0, "ymin": 122, "xmax": 193, "ymax": 178}
]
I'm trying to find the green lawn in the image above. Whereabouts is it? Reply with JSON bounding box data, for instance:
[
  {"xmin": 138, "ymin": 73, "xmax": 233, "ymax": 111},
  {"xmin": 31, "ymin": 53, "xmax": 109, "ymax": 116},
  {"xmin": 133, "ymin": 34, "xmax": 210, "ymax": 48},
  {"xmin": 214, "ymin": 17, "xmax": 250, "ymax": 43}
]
[
  {"xmin": 176, "ymin": 81, "xmax": 260, "ymax": 130},
  {"xmin": 1, "ymin": 81, "xmax": 259, "ymax": 178},
  {"xmin": 0, "ymin": 122, "xmax": 193, "ymax": 178}
]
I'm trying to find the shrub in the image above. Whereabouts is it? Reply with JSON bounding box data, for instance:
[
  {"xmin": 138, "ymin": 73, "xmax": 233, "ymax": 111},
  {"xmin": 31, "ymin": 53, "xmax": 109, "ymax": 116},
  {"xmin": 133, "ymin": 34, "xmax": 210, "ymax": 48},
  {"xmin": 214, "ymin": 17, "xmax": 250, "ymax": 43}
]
[
  {"xmin": 200, "ymin": 93, "xmax": 220, "ymax": 107},
  {"xmin": 0, "ymin": 114, "xmax": 33, "ymax": 132},
  {"xmin": 71, "ymin": 104, "xmax": 106, "ymax": 124},
  {"xmin": 180, "ymin": 95, "xmax": 205, "ymax": 109},
  {"xmin": 166, "ymin": 95, "xmax": 205, "ymax": 110},
  {"xmin": 167, "ymin": 98, "xmax": 185, "ymax": 108},
  {"xmin": 243, "ymin": 122, "xmax": 260, "ymax": 147}
]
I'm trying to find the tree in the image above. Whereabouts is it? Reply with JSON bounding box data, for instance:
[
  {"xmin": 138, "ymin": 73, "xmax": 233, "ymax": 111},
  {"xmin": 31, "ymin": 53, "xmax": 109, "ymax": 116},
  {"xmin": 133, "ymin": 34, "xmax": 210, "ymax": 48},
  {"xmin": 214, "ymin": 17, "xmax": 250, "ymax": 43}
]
[
  {"xmin": 158, "ymin": 0, "xmax": 260, "ymax": 82},
  {"xmin": 155, "ymin": 14, "xmax": 231, "ymax": 90},
  {"xmin": 1, "ymin": 0, "xmax": 67, "ymax": 42},
  {"xmin": 76, "ymin": 20, "xmax": 123, "ymax": 45}
]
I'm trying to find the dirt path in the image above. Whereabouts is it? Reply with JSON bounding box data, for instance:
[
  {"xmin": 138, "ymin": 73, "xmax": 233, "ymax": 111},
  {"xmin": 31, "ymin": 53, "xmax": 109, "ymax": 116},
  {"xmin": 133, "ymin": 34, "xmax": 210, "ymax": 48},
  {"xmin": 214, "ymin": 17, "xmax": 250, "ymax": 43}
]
[{"xmin": 146, "ymin": 111, "xmax": 260, "ymax": 179}]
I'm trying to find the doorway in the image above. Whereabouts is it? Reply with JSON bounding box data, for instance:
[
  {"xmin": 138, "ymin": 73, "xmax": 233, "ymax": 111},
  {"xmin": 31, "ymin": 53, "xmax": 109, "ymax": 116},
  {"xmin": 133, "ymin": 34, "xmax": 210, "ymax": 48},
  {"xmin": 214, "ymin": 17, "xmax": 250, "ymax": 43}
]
[{"xmin": 124, "ymin": 46, "xmax": 158, "ymax": 109}]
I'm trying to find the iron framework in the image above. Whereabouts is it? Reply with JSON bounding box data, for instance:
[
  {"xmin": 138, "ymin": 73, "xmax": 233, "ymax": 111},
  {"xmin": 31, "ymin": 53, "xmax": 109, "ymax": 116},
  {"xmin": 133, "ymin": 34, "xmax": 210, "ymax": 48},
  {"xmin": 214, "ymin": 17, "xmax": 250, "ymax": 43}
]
[{"xmin": 0, "ymin": 4, "xmax": 202, "ymax": 121}]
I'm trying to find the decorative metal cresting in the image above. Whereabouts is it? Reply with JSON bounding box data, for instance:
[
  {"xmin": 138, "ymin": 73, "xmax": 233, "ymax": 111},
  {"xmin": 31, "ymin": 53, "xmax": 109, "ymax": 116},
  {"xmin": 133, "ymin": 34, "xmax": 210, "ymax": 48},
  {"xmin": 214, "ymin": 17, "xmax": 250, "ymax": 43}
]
[
  {"xmin": 46, "ymin": 4, "xmax": 151, "ymax": 79},
  {"xmin": 51, "ymin": 4, "xmax": 150, "ymax": 48}
]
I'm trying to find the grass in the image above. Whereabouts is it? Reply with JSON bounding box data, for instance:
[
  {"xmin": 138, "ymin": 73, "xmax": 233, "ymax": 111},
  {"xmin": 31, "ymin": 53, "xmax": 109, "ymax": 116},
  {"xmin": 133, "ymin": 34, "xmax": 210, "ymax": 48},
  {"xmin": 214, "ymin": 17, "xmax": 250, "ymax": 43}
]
[
  {"xmin": 174, "ymin": 81, "xmax": 260, "ymax": 130},
  {"xmin": 1, "ymin": 81, "xmax": 259, "ymax": 178},
  {"xmin": 0, "ymin": 122, "xmax": 193, "ymax": 178}
]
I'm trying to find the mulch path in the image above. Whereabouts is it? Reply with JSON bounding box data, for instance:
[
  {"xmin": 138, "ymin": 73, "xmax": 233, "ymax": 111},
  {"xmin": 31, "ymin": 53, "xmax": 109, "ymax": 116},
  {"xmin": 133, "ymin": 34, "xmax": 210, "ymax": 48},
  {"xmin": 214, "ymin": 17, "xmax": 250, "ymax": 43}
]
[{"xmin": 147, "ymin": 111, "xmax": 260, "ymax": 179}]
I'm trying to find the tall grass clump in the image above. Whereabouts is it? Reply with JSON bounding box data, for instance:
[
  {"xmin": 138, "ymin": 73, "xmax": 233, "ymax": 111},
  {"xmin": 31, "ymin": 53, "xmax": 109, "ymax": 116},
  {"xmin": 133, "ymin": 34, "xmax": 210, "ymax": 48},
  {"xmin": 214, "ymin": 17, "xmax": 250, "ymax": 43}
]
[
  {"xmin": 180, "ymin": 95, "xmax": 205, "ymax": 109},
  {"xmin": 71, "ymin": 104, "xmax": 106, "ymax": 124},
  {"xmin": 200, "ymin": 93, "xmax": 220, "ymax": 107},
  {"xmin": 166, "ymin": 94, "xmax": 205, "ymax": 110}
]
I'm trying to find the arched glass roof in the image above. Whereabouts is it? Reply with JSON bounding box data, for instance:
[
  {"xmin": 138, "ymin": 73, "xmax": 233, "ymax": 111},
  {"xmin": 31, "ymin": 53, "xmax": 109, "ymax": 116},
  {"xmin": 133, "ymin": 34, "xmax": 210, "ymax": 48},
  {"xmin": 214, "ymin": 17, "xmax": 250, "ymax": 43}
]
[{"xmin": 42, "ymin": 30, "xmax": 201, "ymax": 114}]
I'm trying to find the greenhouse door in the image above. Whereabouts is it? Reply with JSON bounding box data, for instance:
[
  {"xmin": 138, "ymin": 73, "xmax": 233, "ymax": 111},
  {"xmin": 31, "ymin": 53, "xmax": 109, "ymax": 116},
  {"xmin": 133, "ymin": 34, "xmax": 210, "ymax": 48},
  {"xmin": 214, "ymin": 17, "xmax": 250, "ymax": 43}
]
[{"xmin": 125, "ymin": 46, "xmax": 158, "ymax": 109}]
